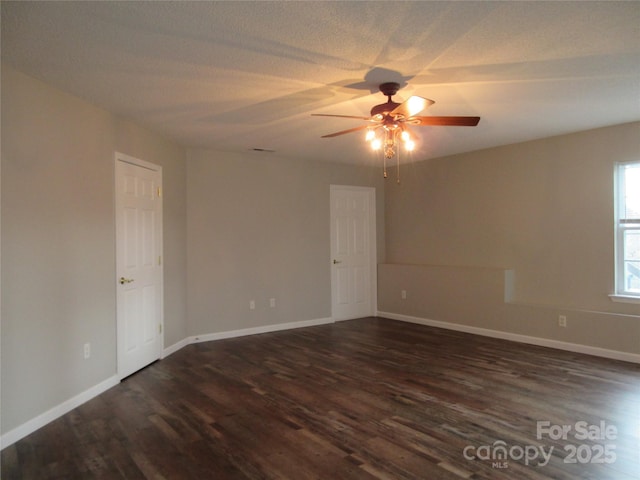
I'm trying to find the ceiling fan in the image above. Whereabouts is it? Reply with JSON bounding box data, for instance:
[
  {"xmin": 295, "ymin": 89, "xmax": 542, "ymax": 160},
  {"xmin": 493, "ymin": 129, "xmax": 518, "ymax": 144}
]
[{"xmin": 312, "ymin": 82, "xmax": 480, "ymax": 181}]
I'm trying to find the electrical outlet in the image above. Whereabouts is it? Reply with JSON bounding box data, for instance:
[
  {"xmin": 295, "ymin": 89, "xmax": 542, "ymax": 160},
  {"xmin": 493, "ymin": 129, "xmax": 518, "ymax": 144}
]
[
  {"xmin": 558, "ymin": 315, "xmax": 567, "ymax": 328},
  {"xmin": 270, "ymin": 298, "xmax": 276, "ymax": 308},
  {"xmin": 401, "ymin": 290, "xmax": 407, "ymax": 300},
  {"xmin": 249, "ymin": 300, "xmax": 255, "ymax": 310},
  {"xmin": 83, "ymin": 343, "xmax": 91, "ymax": 359}
]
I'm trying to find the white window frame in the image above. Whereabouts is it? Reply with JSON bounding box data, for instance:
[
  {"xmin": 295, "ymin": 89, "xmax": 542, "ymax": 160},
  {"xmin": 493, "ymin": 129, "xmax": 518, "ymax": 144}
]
[{"xmin": 611, "ymin": 161, "xmax": 640, "ymax": 304}]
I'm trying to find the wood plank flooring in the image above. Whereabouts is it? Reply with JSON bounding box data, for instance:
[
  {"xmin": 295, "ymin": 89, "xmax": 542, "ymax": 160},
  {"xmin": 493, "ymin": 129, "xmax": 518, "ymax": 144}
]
[{"xmin": 3, "ymin": 317, "xmax": 640, "ymax": 479}]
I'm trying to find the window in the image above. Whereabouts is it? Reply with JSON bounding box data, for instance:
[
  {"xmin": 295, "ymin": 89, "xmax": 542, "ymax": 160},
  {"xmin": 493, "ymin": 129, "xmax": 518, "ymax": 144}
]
[{"xmin": 615, "ymin": 161, "xmax": 640, "ymax": 298}]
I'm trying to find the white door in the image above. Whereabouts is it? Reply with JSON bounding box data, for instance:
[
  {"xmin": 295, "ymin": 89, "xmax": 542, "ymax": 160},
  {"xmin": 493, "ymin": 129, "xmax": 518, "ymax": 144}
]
[
  {"xmin": 330, "ymin": 185, "xmax": 376, "ymax": 321},
  {"xmin": 115, "ymin": 154, "xmax": 163, "ymax": 379}
]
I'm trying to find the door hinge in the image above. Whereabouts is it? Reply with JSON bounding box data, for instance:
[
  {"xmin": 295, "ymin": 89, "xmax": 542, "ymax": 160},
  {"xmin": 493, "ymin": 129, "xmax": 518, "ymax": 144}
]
[
  {"xmin": 158, "ymin": 255, "xmax": 162, "ymax": 266},
  {"xmin": 159, "ymin": 324, "xmax": 163, "ymax": 334},
  {"xmin": 157, "ymin": 186, "xmax": 162, "ymax": 197}
]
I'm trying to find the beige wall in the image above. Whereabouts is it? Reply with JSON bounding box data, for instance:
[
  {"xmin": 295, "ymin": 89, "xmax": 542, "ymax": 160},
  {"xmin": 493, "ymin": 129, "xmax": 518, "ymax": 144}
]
[
  {"xmin": 1, "ymin": 66, "xmax": 188, "ymax": 434},
  {"xmin": 380, "ymin": 122, "xmax": 640, "ymax": 354},
  {"xmin": 185, "ymin": 149, "xmax": 385, "ymax": 337}
]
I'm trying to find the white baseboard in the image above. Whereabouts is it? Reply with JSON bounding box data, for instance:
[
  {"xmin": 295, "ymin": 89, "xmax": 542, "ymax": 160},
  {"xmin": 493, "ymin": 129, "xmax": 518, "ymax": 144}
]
[
  {"xmin": 162, "ymin": 337, "xmax": 190, "ymax": 358},
  {"xmin": 1, "ymin": 375, "xmax": 120, "ymax": 450},
  {"xmin": 162, "ymin": 317, "xmax": 335, "ymax": 357},
  {"xmin": 189, "ymin": 317, "xmax": 335, "ymax": 344},
  {"xmin": 378, "ymin": 311, "xmax": 640, "ymax": 364}
]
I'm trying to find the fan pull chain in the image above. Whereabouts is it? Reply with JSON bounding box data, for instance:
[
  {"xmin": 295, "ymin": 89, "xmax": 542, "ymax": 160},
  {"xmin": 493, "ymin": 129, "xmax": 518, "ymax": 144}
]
[{"xmin": 383, "ymin": 153, "xmax": 387, "ymax": 178}]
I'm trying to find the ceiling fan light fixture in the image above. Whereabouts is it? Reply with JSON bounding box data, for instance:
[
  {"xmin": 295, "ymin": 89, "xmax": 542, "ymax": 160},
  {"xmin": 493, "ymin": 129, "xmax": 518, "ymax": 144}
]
[{"xmin": 313, "ymin": 80, "xmax": 479, "ymax": 183}]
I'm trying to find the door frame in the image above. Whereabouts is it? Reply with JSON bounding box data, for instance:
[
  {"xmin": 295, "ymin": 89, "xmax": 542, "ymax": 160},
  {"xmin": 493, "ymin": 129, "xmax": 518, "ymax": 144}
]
[
  {"xmin": 330, "ymin": 185, "xmax": 377, "ymax": 321},
  {"xmin": 114, "ymin": 151, "xmax": 164, "ymax": 378}
]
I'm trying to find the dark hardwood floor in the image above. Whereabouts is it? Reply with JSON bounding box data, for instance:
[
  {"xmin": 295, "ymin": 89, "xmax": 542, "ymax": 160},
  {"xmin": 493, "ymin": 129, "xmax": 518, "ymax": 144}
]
[{"xmin": 2, "ymin": 317, "xmax": 640, "ymax": 479}]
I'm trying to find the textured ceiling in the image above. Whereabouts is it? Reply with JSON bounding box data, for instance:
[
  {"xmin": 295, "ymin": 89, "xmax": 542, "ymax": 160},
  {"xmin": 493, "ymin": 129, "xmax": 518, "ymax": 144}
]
[{"xmin": 2, "ymin": 1, "xmax": 639, "ymax": 165}]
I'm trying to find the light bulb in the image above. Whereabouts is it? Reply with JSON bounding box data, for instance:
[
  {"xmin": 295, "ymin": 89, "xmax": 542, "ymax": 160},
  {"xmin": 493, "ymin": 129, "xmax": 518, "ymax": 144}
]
[
  {"xmin": 365, "ymin": 129, "xmax": 375, "ymax": 141},
  {"xmin": 371, "ymin": 138, "xmax": 382, "ymax": 150},
  {"xmin": 400, "ymin": 130, "xmax": 410, "ymax": 142},
  {"xmin": 405, "ymin": 140, "xmax": 415, "ymax": 151}
]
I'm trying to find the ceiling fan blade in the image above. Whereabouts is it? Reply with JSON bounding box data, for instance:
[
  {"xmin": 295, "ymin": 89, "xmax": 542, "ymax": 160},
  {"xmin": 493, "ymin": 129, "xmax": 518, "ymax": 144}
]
[
  {"xmin": 390, "ymin": 96, "xmax": 434, "ymax": 118},
  {"xmin": 412, "ymin": 116, "xmax": 480, "ymax": 126},
  {"xmin": 321, "ymin": 124, "xmax": 371, "ymax": 138},
  {"xmin": 312, "ymin": 113, "xmax": 372, "ymax": 121}
]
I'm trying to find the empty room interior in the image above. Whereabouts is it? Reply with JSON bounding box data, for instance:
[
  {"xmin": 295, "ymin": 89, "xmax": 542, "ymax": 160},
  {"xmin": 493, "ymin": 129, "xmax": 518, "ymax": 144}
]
[{"xmin": 1, "ymin": 2, "xmax": 640, "ymax": 479}]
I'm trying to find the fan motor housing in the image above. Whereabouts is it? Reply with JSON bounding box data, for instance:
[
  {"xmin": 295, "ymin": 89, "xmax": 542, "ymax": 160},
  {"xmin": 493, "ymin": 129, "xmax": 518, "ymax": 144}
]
[{"xmin": 379, "ymin": 82, "xmax": 400, "ymax": 97}]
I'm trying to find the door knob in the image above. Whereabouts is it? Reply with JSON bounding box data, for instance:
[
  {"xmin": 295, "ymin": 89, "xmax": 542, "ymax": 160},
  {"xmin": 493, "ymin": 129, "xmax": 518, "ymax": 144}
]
[
  {"xmin": 119, "ymin": 277, "xmax": 135, "ymax": 284},
  {"xmin": 333, "ymin": 259, "xmax": 342, "ymax": 264}
]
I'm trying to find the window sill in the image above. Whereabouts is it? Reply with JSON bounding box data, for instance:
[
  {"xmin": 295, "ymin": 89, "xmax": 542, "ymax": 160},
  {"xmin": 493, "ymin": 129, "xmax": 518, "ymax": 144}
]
[{"xmin": 609, "ymin": 294, "xmax": 640, "ymax": 305}]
